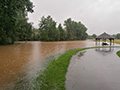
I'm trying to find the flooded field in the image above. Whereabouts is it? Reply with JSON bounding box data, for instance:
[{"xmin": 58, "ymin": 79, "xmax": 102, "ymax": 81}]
[{"xmin": 0, "ymin": 40, "xmax": 95, "ymax": 90}]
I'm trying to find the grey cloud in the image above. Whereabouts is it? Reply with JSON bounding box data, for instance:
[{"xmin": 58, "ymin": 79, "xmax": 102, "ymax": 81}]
[{"xmin": 28, "ymin": 0, "xmax": 120, "ymax": 35}]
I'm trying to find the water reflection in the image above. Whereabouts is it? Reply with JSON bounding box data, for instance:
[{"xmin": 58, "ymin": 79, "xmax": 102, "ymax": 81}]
[
  {"xmin": 14, "ymin": 42, "xmax": 42, "ymax": 90},
  {"xmin": 66, "ymin": 48, "xmax": 120, "ymax": 90},
  {"xmin": 96, "ymin": 47, "xmax": 114, "ymax": 52},
  {"xmin": 95, "ymin": 47, "xmax": 114, "ymax": 56}
]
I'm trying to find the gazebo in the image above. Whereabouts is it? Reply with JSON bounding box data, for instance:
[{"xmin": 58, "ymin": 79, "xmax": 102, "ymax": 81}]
[{"xmin": 95, "ymin": 32, "xmax": 114, "ymax": 46}]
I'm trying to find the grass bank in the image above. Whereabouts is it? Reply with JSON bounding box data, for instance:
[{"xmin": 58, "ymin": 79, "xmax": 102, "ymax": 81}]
[
  {"xmin": 117, "ymin": 51, "xmax": 120, "ymax": 57},
  {"xmin": 33, "ymin": 47, "xmax": 95, "ymax": 90}
]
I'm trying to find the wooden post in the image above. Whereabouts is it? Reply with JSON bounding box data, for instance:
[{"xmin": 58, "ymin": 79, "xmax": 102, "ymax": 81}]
[
  {"xmin": 99, "ymin": 39, "xmax": 100, "ymax": 45},
  {"xmin": 96, "ymin": 38, "xmax": 97, "ymax": 45},
  {"xmin": 113, "ymin": 39, "xmax": 114, "ymax": 45},
  {"xmin": 110, "ymin": 39, "xmax": 111, "ymax": 46}
]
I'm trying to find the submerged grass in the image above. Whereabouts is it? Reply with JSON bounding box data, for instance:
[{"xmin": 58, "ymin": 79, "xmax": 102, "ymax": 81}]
[{"xmin": 33, "ymin": 47, "xmax": 95, "ymax": 90}]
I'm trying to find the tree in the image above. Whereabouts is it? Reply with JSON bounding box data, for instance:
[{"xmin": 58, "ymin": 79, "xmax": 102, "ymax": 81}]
[
  {"xmin": 38, "ymin": 16, "xmax": 59, "ymax": 41},
  {"xmin": 58, "ymin": 24, "xmax": 67, "ymax": 41},
  {"xmin": 64, "ymin": 18, "xmax": 88, "ymax": 40},
  {"xmin": 115, "ymin": 33, "xmax": 120, "ymax": 39},
  {"xmin": 0, "ymin": 0, "xmax": 34, "ymax": 45},
  {"xmin": 31, "ymin": 27, "xmax": 39, "ymax": 41},
  {"xmin": 17, "ymin": 22, "xmax": 33, "ymax": 41},
  {"xmin": 92, "ymin": 34, "xmax": 97, "ymax": 38},
  {"xmin": 64, "ymin": 18, "xmax": 75, "ymax": 40}
]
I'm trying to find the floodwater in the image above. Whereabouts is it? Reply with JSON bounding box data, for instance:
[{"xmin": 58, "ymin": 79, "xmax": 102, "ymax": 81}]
[
  {"xmin": 66, "ymin": 47, "xmax": 120, "ymax": 90},
  {"xmin": 0, "ymin": 40, "xmax": 94, "ymax": 90}
]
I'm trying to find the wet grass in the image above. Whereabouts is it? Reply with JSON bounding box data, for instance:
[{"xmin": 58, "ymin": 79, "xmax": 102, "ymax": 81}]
[
  {"xmin": 33, "ymin": 47, "xmax": 95, "ymax": 90},
  {"xmin": 114, "ymin": 39, "xmax": 120, "ymax": 44},
  {"xmin": 117, "ymin": 51, "xmax": 120, "ymax": 57}
]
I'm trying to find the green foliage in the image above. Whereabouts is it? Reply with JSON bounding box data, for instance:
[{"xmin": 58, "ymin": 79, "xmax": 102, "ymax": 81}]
[
  {"xmin": 34, "ymin": 47, "xmax": 95, "ymax": 90},
  {"xmin": 64, "ymin": 18, "xmax": 88, "ymax": 40},
  {"xmin": 115, "ymin": 34, "xmax": 120, "ymax": 39},
  {"xmin": 16, "ymin": 16, "xmax": 33, "ymax": 41},
  {"xmin": 38, "ymin": 16, "xmax": 59, "ymax": 41},
  {"xmin": 64, "ymin": 18, "xmax": 75, "ymax": 40},
  {"xmin": 88, "ymin": 34, "xmax": 97, "ymax": 39},
  {"xmin": 58, "ymin": 24, "xmax": 67, "ymax": 41},
  {"xmin": 92, "ymin": 34, "xmax": 97, "ymax": 38},
  {"xmin": 55, "ymin": 29, "xmax": 60, "ymax": 41},
  {"xmin": 117, "ymin": 51, "xmax": 120, "ymax": 57},
  {"xmin": 0, "ymin": 1, "xmax": 88, "ymax": 44},
  {"xmin": 32, "ymin": 28, "xmax": 39, "ymax": 41},
  {"xmin": 0, "ymin": 0, "xmax": 34, "ymax": 44},
  {"xmin": 37, "ymin": 16, "xmax": 88, "ymax": 41},
  {"xmin": 112, "ymin": 33, "xmax": 120, "ymax": 39}
]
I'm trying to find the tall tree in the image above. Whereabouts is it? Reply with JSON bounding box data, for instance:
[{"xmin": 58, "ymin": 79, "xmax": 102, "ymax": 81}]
[
  {"xmin": 64, "ymin": 18, "xmax": 88, "ymax": 40},
  {"xmin": 38, "ymin": 16, "xmax": 59, "ymax": 41},
  {"xmin": 64, "ymin": 18, "xmax": 75, "ymax": 40},
  {"xmin": 0, "ymin": 0, "xmax": 34, "ymax": 44},
  {"xmin": 58, "ymin": 24, "xmax": 67, "ymax": 41}
]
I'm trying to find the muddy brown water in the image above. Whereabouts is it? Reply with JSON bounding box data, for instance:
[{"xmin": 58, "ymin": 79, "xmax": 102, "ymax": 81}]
[
  {"xmin": 0, "ymin": 40, "xmax": 94, "ymax": 90},
  {"xmin": 66, "ymin": 47, "xmax": 120, "ymax": 90}
]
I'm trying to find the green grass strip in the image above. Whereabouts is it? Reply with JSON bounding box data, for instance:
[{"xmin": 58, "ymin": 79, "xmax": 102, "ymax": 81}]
[
  {"xmin": 33, "ymin": 47, "xmax": 95, "ymax": 90},
  {"xmin": 117, "ymin": 51, "xmax": 120, "ymax": 57}
]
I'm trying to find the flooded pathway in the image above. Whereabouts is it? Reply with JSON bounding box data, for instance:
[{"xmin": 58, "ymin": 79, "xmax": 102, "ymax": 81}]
[
  {"xmin": 66, "ymin": 47, "xmax": 120, "ymax": 90},
  {"xmin": 0, "ymin": 40, "xmax": 94, "ymax": 90}
]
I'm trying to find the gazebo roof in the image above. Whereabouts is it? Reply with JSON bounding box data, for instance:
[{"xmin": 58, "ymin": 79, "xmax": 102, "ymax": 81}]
[{"xmin": 96, "ymin": 32, "xmax": 114, "ymax": 39}]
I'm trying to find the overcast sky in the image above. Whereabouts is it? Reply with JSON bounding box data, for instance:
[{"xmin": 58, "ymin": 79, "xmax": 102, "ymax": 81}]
[{"xmin": 28, "ymin": 0, "xmax": 120, "ymax": 35}]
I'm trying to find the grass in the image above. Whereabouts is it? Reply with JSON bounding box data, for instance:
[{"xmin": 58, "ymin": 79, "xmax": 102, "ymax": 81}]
[
  {"xmin": 117, "ymin": 51, "xmax": 120, "ymax": 57},
  {"xmin": 33, "ymin": 47, "xmax": 95, "ymax": 90},
  {"xmin": 114, "ymin": 39, "xmax": 120, "ymax": 44},
  {"xmin": 115, "ymin": 40, "xmax": 120, "ymax": 57}
]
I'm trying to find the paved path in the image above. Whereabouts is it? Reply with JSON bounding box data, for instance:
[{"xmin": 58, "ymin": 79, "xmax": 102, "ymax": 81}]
[{"xmin": 66, "ymin": 47, "xmax": 120, "ymax": 90}]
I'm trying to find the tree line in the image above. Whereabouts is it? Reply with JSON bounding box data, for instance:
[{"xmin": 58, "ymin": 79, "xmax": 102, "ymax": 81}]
[
  {"xmin": 113, "ymin": 34, "xmax": 120, "ymax": 39},
  {"xmin": 37, "ymin": 16, "xmax": 88, "ymax": 41},
  {"xmin": 0, "ymin": 0, "xmax": 88, "ymax": 45}
]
